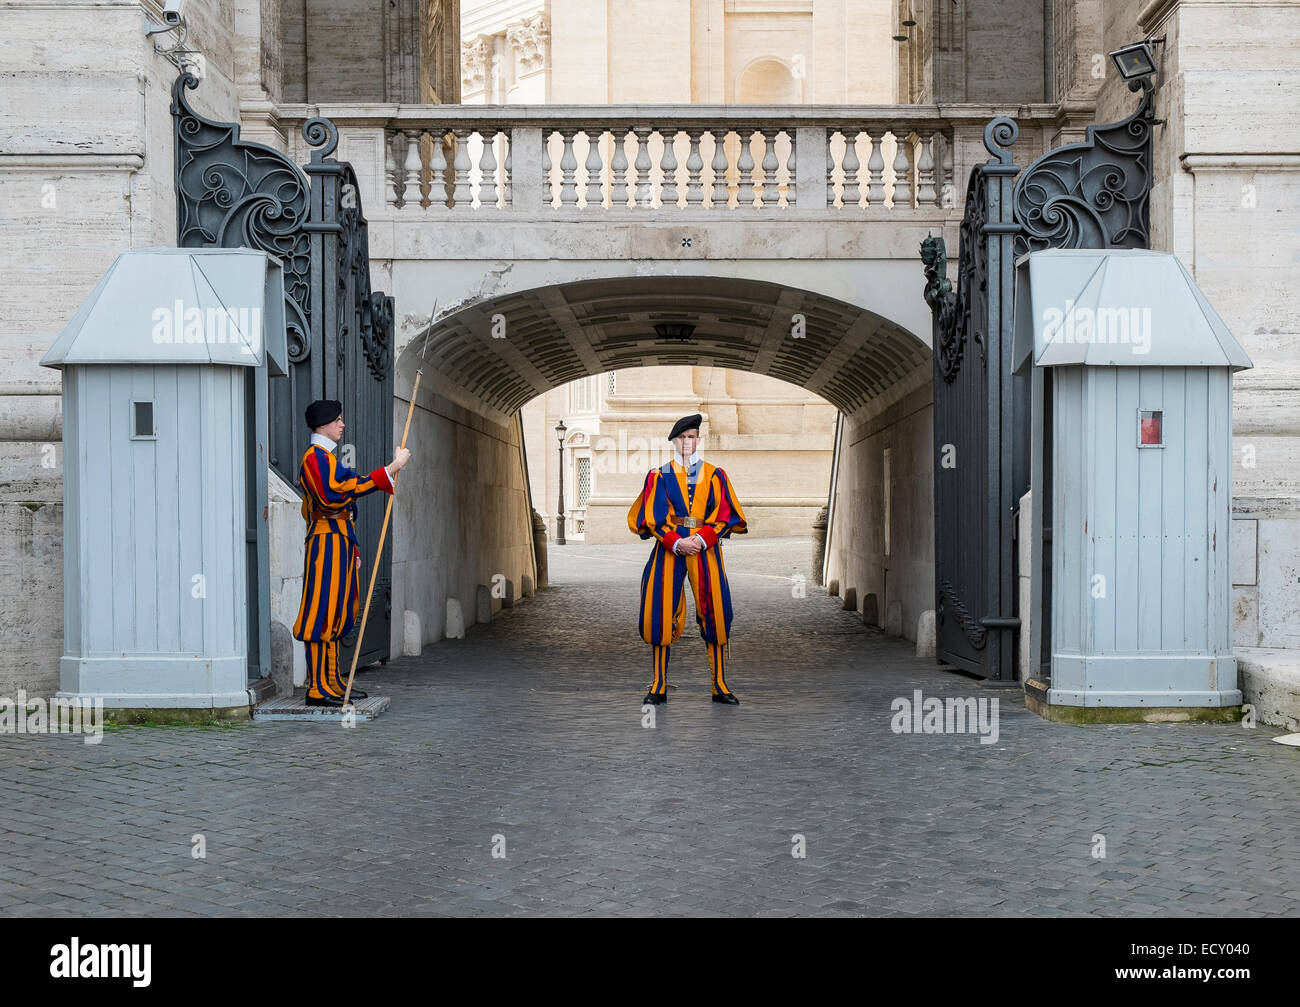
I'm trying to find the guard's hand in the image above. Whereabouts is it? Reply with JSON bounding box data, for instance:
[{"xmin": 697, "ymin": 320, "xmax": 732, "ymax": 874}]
[{"xmin": 392, "ymin": 446, "xmax": 411, "ymax": 470}]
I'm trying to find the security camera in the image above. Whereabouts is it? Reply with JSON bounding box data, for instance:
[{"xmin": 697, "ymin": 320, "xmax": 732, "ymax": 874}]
[{"xmin": 146, "ymin": 0, "xmax": 187, "ymax": 36}]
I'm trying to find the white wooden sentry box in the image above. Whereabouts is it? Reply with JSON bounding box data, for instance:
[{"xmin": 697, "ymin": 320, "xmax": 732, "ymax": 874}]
[
  {"xmin": 1013, "ymin": 249, "xmax": 1252, "ymax": 709},
  {"xmin": 40, "ymin": 248, "xmax": 288, "ymax": 712}
]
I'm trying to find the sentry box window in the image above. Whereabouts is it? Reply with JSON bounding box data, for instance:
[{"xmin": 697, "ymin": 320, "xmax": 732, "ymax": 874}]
[
  {"xmin": 131, "ymin": 400, "xmax": 156, "ymax": 440},
  {"xmin": 1138, "ymin": 409, "xmax": 1163, "ymax": 448}
]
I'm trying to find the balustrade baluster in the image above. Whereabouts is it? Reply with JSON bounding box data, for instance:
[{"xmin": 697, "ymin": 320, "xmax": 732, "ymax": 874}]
[
  {"xmin": 542, "ymin": 130, "xmax": 554, "ymax": 207},
  {"xmin": 841, "ymin": 131, "xmax": 861, "ymax": 207},
  {"xmin": 633, "ymin": 126, "xmax": 653, "ymax": 207},
  {"xmin": 893, "ymin": 132, "xmax": 913, "ymax": 207},
  {"xmin": 916, "ymin": 130, "xmax": 936, "ymax": 207},
  {"xmin": 866, "ymin": 133, "xmax": 886, "ymax": 206},
  {"xmin": 611, "ymin": 130, "xmax": 629, "ymax": 207},
  {"xmin": 559, "ymin": 129, "xmax": 579, "ymax": 207},
  {"xmin": 659, "ymin": 129, "xmax": 679, "ymax": 207},
  {"xmin": 403, "ymin": 129, "xmax": 423, "ymax": 208},
  {"xmin": 736, "ymin": 130, "xmax": 756, "ymax": 207},
  {"xmin": 759, "ymin": 132, "xmax": 778, "ymax": 207},
  {"xmin": 584, "ymin": 130, "xmax": 604, "ymax": 208},
  {"xmin": 479, "ymin": 131, "xmax": 498, "ymax": 207},
  {"xmin": 784, "ymin": 131, "xmax": 796, "ymax": 206},
  {"xmin": 685, "ymin": 131, "xmax": 704, "ymax": 206},
  {"xmin": 385, "ymin": 132, "xmax": 399, "ymax": 206},
  {"xmin": 451, "ymin": 129, "xmax": 473, "ymax": 207},
  {"xmin": 502, "ymin": 134, "xmax": 512, "ymax": 206},
  {"xmin": 826, "ymin": 130, "xmax": 837, "ymax": 207},
  {"xmin": 428, "ymin": 130, "xmax": 448, "ymax": 207},
  {"xmin": 710, "ymin": 131, "xmax": 729, "ymax": 208}
]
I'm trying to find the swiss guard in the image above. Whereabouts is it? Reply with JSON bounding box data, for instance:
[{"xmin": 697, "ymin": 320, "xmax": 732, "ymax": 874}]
[
  {"xmin": 292, "ymin": 399, "xmax": 411, "ymax": 707},
  {"xmin": 627, "ymin": 413, "xmax": 748, "ymax": 706}
]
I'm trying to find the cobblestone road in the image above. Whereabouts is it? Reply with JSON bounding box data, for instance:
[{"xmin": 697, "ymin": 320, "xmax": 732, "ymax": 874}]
[{"xmin": 2, "ymin": 537, "xmax": 1297, "ymax": 917}]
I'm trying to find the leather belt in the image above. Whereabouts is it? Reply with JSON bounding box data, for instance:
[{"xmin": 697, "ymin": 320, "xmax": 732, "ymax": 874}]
[
  {"xmin": 307, "ymin": 510, "xmax": 359, "ymax": 551},
  {"xmin": 681, "ymin": 517, "xmax": 703, "ymax": 529}
]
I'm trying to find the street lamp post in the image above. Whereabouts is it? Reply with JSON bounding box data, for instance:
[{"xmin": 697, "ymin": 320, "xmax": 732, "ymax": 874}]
[{"xmin": 555, "ymin": 419, "xmax": 567, "ymax": 546}]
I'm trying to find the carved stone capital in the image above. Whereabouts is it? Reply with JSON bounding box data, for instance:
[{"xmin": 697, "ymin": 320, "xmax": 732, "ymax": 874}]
[
  {"xmin": 507, "ymin": 13, "xmax": 550, "ymax": 76},
  {"xmin": 461, "ymin": 35, "xmax": 491, "ymax": 92}
]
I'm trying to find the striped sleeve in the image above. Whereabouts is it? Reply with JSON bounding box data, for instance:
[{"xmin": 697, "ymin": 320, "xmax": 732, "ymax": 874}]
[
  {"xmin": 697, "ymin": 467, "xmax": 747, "ymax": 547},
  {"xmin": 627, "ymin": 470, "xmax": 683, "ymax": 551},
  {"xmin": 302, "ymin": 447, "xmax": 393, "ymax": 512}
]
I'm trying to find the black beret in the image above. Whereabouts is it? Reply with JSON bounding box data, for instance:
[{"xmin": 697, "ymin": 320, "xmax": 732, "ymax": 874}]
[
  {"xmin": 305, "ymin": 399, "xmax": 342, "ymax": 429},
  {"xmin": 668, "ymin": 413, "xmax": 702, "ymax": 442}
]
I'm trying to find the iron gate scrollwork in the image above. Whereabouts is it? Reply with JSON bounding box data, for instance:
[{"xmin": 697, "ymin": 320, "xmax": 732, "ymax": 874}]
[
  {"xmin": 922, "ymin": 83, "xmax": 1154, "ymax": 681},
  {"xmin": 173, "ymin": 73, "xmax": 396, "ymax": 671},
  {"xmin": 1013, "ymin": 83, "xmax": 1155, "ymax": 256},
  {"xmin": 172, "ymin": 73, "xmax": 311, "ymax": 369}
]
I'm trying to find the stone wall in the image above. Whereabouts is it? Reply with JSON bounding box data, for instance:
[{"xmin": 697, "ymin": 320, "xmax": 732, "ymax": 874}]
[
  {"xmin": 0, "ymin": 1, "xmax": 250, "ymax": 697},
  {"xmin": 1130, "ymin": 0, "xmax": 1300, "ymax": 725},
  {"xmin": 824, "ymin": 369, "xmax": 934, "ymax": 644},
  {"xmin": 924, "ymin": 0, "xmax": 1048, "ymax": 103},
  {"xmin": 388, "ymin": 368, "xmax": 537, "ymax": 657}
]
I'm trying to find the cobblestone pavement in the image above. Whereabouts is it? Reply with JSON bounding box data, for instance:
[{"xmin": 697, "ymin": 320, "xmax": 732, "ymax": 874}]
[{"xmin": 2, "ymin": 536, "xmax": 1297, "ymax": 917}]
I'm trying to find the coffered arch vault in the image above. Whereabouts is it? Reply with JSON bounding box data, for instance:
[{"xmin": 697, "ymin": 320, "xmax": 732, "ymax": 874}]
[{"xmin": 397, "ymin": 274, "xmax": 930, "ymax": 417}]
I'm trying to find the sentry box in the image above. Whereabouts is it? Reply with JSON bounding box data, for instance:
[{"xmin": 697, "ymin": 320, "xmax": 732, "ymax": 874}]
[
  {"xmin": 40, "ymin": 248, "xmax": 288, "ymax": 716},
  {"xmin": 1012, "ymin": 249, "xmax": 1252, "ymax": 717}
]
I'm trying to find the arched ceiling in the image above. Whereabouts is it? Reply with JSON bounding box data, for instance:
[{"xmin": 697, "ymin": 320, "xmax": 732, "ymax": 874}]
[{"xmin": 404, "ymin": 275, "xmax": 929, "ymax": 416}]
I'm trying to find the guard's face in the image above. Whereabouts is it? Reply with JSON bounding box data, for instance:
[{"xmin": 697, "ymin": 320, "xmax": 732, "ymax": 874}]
[
  {"xmin": 676, "ymin": 430, "xmax": 699, "ymax": 456},
  {"xmin": 321, "ymin": 416, "xmax": 345, "ymax": 441}
]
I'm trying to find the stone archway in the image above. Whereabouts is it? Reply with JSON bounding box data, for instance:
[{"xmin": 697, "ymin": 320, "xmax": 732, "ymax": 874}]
[{"xmin": 384, "ymin": 272, "xmax": 934, "ymax": 657}]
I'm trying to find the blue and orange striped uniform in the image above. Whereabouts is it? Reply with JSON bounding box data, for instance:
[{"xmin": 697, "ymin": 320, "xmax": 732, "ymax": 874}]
[
  {"xmin": 627, "ymin": 459, "xmax": 747, "ymax": 696},
  {"xmin": 292, "ymin": 443, "xmax": 394, "ymax": 699}
]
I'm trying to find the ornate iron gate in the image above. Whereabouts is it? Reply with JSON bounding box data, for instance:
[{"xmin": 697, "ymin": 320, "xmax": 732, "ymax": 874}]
[
  {"xmin": 172, "ymin": 73, "xmax": 396, "ymax": 672},
  {"xmin": 923, "ymin": 120, "xmax": 1026, "ymax": 680},
  {"xmin": 922, "ymin": 84, "xmax": 1155, "ymax": 681}
]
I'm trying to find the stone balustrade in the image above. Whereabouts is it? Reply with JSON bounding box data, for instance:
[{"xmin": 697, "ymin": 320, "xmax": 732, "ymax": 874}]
[{"xmin": 276, "ymin": 104, "xmax": 1062, "ymax": 218}]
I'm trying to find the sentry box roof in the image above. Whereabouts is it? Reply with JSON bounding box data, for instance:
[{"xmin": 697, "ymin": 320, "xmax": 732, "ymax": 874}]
[
  {"xmin": 1012, "ymin": 249, "xmax": 1252, "ymax": 375},
  {"xmin": 41, "ymin": 247, "xmax": 289, "ymax": 376}
]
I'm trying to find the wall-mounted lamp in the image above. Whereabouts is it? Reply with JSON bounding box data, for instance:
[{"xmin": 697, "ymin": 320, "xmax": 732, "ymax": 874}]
[
  {"xmin": 1109, "ymin": 38, "xmax": 1164, "ymax": 84},
  {"xmin": 654, "ymin": 322, "xmax": 696, "ymax": 342}
]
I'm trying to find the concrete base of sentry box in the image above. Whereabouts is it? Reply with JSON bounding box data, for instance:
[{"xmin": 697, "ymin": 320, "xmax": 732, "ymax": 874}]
[
  {"xmin": 253, "ymin": 695, "xmax": 391, "ymax": 722},
  {"xmin": 1024, "ymin": 678, "xmax": 1242, "ymax": 724},
  {"xmin": 60, "ymin": 655, "xmax": 249, "ymax": 710}
]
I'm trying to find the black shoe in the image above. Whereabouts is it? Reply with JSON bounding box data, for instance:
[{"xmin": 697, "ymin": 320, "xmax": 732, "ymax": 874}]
[
  {"xmin": 642, "ymin": 691, "xmax": 667, "ymax": 705},
  {"xmin": 305, "ymin": 694, "xmax": 346, "ymax": 708},
  {"xmin": 712, "ymin": 691, "xmax": 740, "ymax": 705},
  {"xmin": 345, "ymin": 688, "xmax": 368, "ymax": 700}
]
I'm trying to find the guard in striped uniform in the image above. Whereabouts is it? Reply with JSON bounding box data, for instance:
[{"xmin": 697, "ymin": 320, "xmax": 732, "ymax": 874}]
[
  {"xmin": 627, "ymin": 413, "xmax": 747, "ymax": 705},
  {"xmin": 292, "ymin": 399, "xmax": 410, "ymax": 707}
]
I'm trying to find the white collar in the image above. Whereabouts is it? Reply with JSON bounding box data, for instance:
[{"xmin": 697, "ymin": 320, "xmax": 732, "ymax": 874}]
[
  {"xmin": 310, "ymin": 432, "xmax": 337, "ymax": 452},
  {"xmin": 673, "ymin": 450, "xmax": 701, "ymax": 471}
]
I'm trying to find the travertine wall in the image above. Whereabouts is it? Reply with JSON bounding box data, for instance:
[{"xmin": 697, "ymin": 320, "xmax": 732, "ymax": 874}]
[
  {"xmin": 0, "ymin": 0, "xmax": 251, "ymax": 697},
  {"xmin": 1127, "ymin": 0, "xmax": 1300, "ymax": 656},
  {"xmin": 389, "ymin": 369, "xmax": 537, "ymax": 654},
  {"xmin": 824, "ymin": 371, "xmax": 934, "ymax": 643},
  {"xmin": 917, "ymin": 0, "xmax": 1048, "ymax": 103},
  {"xmin": 280, "ymin": 0, "xmax": 459, "ymax": 104},
  {"xmin": 541, "ymin": 0, "xmax": 896, "ymax": 105}
]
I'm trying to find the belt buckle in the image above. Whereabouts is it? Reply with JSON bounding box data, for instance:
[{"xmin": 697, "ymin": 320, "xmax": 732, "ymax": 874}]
[{"xmin": 683, "ymin": 517, "xmax": 702, "ymax": 529}]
